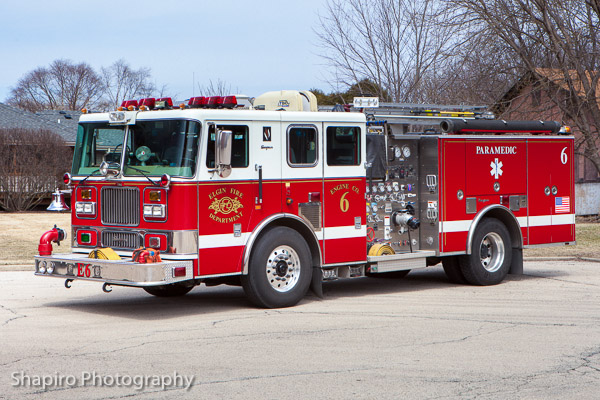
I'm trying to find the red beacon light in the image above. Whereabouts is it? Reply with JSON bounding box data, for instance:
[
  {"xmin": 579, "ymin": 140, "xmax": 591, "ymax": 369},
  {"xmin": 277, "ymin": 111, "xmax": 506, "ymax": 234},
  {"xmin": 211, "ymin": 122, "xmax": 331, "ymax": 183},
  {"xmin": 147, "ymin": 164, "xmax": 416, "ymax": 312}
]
[
  {"xmin": 188, "ymin": 96, "xmax": 208, "ymax": 108},
  {"xmin": 63, "ymin": 172, "xmax": 72, "ymax": 185},
  {"xmin": 139, "ymin": 98, "xmax": 156, "ymax": 110},
  {"xmin": 121, "ymin": 100, "xmax": 138, "ymax": 110},
  {"xmin": 221, "ymin": 95, "xmax": 238, "ymax": 109},
  {"xmin": 207, "ymin": 96, "xmax": 222, "ymax": 108},
  {"xmin": 160, "ymin": 174, "xmax": 171, "ymax": 188},
  {"xmin": 155, "ymin": 97, "xmax": 173, "ymax": 109}
]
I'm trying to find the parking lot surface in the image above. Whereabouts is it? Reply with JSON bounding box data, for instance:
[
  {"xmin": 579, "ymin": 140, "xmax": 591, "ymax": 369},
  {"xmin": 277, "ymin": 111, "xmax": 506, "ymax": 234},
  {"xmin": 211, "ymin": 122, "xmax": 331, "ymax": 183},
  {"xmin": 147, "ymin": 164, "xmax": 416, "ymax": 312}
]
[{"xmin": 1, "ymin": 260, "xmax": 599, "ymax": 399}]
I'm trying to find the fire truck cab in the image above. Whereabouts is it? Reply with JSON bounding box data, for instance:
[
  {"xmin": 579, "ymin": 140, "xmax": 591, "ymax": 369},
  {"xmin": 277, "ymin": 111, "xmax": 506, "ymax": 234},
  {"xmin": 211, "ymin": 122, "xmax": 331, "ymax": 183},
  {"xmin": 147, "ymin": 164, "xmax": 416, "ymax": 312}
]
[{"xmin": 35, "ymin": 91, "xmax": 575, "ymax": 308}]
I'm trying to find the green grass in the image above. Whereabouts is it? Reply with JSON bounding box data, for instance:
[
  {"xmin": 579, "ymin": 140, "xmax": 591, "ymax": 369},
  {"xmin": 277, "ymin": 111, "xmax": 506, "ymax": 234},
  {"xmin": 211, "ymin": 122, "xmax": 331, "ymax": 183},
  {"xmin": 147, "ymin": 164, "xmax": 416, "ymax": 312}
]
[
  {"xmin": 523, "ymin": 223, "xmax": 600, "ymax": 259},
  {"xmin": 0, "ymin": 212, "xmax": 71, "ymax": 264}
]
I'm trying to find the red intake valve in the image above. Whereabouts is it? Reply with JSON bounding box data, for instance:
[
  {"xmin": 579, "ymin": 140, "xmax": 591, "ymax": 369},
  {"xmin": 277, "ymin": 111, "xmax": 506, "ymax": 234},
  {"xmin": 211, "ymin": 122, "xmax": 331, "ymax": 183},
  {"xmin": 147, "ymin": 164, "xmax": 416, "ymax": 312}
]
[{"xmin": 38, "ymin": 225, "xmax": 67, "ymax": 256}]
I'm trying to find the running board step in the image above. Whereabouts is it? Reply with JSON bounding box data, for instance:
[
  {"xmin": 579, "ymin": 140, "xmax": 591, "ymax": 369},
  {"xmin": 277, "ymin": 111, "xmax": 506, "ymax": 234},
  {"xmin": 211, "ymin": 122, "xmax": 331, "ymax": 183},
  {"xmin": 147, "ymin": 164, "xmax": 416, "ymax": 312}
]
[{"xmin": 367, "ymin": 250, "xmax": 436, "ymax": 273}]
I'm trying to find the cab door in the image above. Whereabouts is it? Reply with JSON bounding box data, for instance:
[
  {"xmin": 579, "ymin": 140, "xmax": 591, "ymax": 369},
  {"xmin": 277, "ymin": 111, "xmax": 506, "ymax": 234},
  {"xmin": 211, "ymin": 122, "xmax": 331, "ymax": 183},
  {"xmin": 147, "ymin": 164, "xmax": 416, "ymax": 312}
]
[
  {"xmin": 322, "ymin": 123, "xmax": 366, "ymax": 265},
  {"xmin": 281, "ymin": 122, "xmax": 324, "ymax": 256},
  {"xmin": 197, "ymin": 121, "xmax": 256, "ymax": 276}
]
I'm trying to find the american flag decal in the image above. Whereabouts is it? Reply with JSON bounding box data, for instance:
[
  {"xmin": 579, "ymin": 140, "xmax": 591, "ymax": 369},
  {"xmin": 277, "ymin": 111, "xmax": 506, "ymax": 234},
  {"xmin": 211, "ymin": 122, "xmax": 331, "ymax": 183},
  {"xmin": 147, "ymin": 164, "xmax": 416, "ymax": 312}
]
[{"xmin": 555, "ymin": 196, "xmax": 570, "ymax": 213}]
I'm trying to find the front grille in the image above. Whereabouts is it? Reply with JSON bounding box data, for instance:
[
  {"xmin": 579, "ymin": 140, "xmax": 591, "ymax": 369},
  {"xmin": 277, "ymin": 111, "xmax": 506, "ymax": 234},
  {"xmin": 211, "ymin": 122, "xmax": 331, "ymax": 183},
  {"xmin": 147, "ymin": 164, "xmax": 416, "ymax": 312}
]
[
  {"xmin": 101, "ymin": 187, "xmax": 140, "ymax": 226},
  {"xmin": 101, "ymin": 231, "xmax": 142, "ymax": 250}
]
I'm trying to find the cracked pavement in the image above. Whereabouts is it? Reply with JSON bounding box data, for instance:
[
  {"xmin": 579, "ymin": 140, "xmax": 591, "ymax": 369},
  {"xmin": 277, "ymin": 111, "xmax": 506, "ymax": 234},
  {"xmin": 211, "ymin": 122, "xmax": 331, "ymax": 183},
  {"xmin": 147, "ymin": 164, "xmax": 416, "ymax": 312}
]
[{"xmin": 1, "ymin": 260, "xmax": 599, "ymax": 399}]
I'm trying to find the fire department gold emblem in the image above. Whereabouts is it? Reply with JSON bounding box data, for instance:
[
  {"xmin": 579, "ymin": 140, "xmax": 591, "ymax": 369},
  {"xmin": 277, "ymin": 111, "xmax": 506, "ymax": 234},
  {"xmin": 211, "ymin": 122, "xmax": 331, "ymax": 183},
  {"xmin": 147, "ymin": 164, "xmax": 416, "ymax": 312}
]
[
  {"xmin": 209, "ymin": 196, "xmax": 243, "ymax": 215},
  {"xmin": 207, "ymin": 188, "xmax": 245, "ymax": 223}
]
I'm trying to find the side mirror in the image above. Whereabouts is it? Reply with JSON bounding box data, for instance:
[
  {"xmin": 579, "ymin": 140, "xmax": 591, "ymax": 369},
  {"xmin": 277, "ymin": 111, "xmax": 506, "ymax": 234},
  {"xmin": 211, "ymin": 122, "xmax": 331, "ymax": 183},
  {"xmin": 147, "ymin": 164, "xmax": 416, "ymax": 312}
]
[
  {"xmin": 99, "ymin": 161, "xmax": 121, "ymax": 178},
  {"xmin": 215, "ymin": 129, "xmax": 232, "ymax": 178}
]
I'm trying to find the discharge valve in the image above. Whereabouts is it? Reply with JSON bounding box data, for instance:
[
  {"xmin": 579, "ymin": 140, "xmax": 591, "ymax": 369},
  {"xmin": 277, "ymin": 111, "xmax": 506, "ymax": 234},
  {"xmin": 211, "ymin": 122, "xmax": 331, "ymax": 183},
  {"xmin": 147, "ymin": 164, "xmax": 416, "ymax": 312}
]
[{"xmin": 392, "ymin": 211, "xmax": 420, "ymax": 230}]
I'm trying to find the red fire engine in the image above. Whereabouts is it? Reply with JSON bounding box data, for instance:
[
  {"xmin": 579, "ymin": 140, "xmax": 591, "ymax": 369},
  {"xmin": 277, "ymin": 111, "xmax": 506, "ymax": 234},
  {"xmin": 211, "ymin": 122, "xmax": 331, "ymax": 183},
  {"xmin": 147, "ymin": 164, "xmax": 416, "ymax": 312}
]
[{"xmin": 35, "ymin": 91, "xmax": 575, "ymax": 308}]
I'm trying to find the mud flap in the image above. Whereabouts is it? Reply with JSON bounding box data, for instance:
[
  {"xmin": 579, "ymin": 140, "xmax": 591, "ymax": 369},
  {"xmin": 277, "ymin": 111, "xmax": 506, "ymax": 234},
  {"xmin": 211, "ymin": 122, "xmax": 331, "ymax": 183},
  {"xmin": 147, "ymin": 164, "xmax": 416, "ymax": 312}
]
[
  {"xmin": 509, "ymin": 248, "xmax": 523, "ymax": 275},
  {"xmin": 310, "ymin": 266, "xmax": 323, "ymax": 298}
]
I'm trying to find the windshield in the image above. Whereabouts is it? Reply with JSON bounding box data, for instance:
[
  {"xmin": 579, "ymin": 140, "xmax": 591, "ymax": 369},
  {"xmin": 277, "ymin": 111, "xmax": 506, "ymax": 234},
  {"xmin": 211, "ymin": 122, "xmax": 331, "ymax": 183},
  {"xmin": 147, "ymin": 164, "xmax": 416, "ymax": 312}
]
[
  {"xmin": 72, "ymin": 123, "xmax": 126, "ymax": 175},
  {"xmin": 124, "ymin": 119, "xmax": 200, "ymax": 178},
  {"xmin": 72, "ymin": 119, "xmax": 201, "ymax": 178}
]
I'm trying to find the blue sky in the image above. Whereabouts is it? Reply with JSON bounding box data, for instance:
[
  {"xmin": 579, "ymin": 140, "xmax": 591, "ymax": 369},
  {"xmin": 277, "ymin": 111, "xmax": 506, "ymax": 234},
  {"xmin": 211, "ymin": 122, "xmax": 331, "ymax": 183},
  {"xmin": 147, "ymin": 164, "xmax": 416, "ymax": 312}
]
[{"xmin": 0, "ymin": 0, "xmax": 333, "ymax": 102}]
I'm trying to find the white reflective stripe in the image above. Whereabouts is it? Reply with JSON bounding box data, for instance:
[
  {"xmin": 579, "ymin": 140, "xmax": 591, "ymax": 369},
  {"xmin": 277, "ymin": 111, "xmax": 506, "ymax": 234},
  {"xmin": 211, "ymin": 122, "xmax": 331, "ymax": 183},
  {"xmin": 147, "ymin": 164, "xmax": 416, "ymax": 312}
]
[
  {"xmin": 441, "ymin": 213, "xmax": 575, "ymax": 233},
  {"xmin": 197, "ymin": 224, "xmax": 367, "ymax": 249},
  {"xmin": 528, "ymin": 215, "xmax": 552, "ymax": 227},
  {"xmin": 551, "ymin": 213, "xmax": 575, "ymax": 225},
  {"xmin": 323, "ymin": 225, "xmax": 366, "ymax": 240},
  {"xmin": 440, "ymin": 220, "xmax": 471, "ymax": 233},
  {"xmin": 198, "ymin": 233, "xmax": 249, "ymax": 249}
]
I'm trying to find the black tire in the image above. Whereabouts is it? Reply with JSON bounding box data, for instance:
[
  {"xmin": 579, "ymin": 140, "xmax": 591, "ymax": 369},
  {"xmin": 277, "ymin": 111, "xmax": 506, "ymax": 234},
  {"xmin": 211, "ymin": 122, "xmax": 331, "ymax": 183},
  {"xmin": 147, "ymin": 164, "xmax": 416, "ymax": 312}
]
[
  {"xmin": 442, "ymin": 256, "xmax": 467, "ymax": 284},
  {"xmin": 458, "ymin": 218, "xmax": 512, "ymax": 285},
  {"xmin": 241, "ymin": 227, "xmax": 312, "ymax": 308},
  {"xmin": 143, "ymin": 282, "xmax": 194, "ymax": 297}
]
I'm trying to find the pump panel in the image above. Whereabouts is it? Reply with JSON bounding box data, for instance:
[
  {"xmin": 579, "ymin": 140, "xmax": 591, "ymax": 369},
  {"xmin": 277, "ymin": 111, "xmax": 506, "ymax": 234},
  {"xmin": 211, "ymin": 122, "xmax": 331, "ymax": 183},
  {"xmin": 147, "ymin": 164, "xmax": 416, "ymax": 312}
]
[{"xmin": 366, "ymin": 134, "xmax": 439, "ymax": 254}]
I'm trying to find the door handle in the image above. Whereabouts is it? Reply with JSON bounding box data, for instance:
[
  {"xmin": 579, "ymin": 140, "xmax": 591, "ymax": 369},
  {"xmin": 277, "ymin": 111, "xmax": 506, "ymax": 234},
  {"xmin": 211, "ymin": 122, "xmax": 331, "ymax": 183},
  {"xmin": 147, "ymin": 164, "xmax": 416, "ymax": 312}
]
[{"xmin": 255, "ymin": 164, "xmax": 263, "ymax": 207}]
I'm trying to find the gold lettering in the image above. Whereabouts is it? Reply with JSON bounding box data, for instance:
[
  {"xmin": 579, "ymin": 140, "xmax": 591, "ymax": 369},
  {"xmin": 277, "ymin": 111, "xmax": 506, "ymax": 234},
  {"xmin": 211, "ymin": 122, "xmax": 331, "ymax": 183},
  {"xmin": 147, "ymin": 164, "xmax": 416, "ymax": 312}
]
[
  {"xmin": 330, "ymin": 183, "xmax": 349, "ymax": 195},
  {"xmin": 208, "ymin": 188, "xmax": 226, "ymax": 199},
  {"xmin": 230, "ymin": 188, "xmax": 243, "ymax": 198},
  {"xmin": 209, "ymin": 211, "xmax": 243, "ymax": 224}
]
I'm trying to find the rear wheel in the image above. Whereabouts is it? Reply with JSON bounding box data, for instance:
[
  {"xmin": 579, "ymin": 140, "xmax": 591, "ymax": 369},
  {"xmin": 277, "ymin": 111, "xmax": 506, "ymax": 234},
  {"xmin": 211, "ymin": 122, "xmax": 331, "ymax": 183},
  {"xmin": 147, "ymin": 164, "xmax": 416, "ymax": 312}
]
[
  {"xmin": 459, "ymin": 218, "xmax": 512, "ymax": 285},
  {"xmin": 242, "ymin": 227, "xmax": 312, "ymax": 308},
  {"xmin": 442, "ymin": 256, "xmax": 467, "ymax": 284},
  {"xmin": 143, "ymin": 282, "xmax": 194, "ymax": 297}
]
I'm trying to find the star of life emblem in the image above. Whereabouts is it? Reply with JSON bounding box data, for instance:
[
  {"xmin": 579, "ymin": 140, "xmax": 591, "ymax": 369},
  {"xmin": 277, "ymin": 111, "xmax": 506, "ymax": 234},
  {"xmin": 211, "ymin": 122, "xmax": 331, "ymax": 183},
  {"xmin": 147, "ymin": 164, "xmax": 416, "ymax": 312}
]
[{"xmin": 490, "ymin": 158, "xmax": 503, "ymax": 179}]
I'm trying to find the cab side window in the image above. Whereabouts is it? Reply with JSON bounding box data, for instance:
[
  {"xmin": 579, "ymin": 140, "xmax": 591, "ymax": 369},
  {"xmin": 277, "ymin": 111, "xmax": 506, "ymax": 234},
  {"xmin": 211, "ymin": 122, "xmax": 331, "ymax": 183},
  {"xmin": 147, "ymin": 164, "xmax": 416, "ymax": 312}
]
[
  {"xmin": 326, "ymin": 126, "xmax": 361, "ymax": 166},
  {"xmin": 206, "ymin": 125, "xmax": 249, "ymax": 168},
  {"xmin": 288, "ymin": 126, "xmax": 317, "ymax": 166}
]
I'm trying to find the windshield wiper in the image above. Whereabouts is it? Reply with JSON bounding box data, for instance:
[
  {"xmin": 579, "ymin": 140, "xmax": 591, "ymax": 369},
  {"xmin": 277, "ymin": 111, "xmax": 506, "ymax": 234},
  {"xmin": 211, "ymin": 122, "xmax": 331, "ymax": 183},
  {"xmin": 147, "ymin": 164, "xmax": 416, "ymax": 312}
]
[
  {"xmin": 75, "ymin": 169, "xmax": 100, "ymax": 188},
  {"xmin": 124, "ymin": 165, "xmax": 160, "ymax": 186}
]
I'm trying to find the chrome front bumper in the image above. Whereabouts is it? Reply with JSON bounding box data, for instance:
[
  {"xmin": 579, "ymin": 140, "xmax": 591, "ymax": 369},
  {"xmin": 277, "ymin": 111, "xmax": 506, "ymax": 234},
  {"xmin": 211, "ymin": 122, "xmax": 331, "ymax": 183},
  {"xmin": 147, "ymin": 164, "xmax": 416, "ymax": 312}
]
[{"xmin": 34, "ymin": 254, "xmax": 194, "ymax": 287}]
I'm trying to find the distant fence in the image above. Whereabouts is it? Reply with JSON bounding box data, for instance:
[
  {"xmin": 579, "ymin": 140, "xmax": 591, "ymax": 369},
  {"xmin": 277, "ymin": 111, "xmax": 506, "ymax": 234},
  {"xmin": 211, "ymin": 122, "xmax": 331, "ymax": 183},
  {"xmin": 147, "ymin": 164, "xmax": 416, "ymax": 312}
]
[
  {"xmin": 0, "ymin": 176, "xmax": 59, "ymax": 193},
  {"xmin": 576, "ymin": 182, "xmax": 600, "ymax": 215}
]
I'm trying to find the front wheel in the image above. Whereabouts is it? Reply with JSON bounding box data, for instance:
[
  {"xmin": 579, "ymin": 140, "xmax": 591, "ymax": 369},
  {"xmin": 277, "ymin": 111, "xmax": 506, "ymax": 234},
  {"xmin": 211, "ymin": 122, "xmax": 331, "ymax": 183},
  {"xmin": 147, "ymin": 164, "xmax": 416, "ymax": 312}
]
[
  {"xmin": 242, "ymin": 227, "xmax": 312, "ymax": 308},
  {"xmin": 459, "ymin": 218, "xmax": 512, "ymax": 285}
]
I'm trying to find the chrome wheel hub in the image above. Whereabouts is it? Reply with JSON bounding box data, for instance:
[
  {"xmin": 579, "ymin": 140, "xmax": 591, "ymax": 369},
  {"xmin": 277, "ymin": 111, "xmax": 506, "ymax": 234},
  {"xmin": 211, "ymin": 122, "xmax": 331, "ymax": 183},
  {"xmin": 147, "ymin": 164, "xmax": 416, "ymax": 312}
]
[
  {"xmin": 266, "ymin": 246, "xmax": 300, "ymax": 292},
  {"xmin": 479, "ymin": 232, "xmax": 505, "ymax": 273}
]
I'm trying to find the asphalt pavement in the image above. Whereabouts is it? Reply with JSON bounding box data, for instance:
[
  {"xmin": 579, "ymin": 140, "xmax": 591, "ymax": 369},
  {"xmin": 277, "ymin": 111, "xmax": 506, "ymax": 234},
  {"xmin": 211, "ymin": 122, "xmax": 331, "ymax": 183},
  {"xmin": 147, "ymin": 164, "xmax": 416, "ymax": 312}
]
[{"xmin": 1, "ymin": 260, "xmax": 599, "ymax": 399}]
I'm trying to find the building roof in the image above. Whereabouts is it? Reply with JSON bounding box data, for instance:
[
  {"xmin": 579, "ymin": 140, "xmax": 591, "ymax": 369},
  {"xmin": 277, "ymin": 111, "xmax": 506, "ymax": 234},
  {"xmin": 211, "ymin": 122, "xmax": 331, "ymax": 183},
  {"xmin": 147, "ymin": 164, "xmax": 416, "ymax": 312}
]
[
  {"xmin": 0, "ymin": 103, "xmax": 79, "ymax": 144},
  {"xmin": 491, "ymin": 68, "xmax": 599, "ymax": 116}
]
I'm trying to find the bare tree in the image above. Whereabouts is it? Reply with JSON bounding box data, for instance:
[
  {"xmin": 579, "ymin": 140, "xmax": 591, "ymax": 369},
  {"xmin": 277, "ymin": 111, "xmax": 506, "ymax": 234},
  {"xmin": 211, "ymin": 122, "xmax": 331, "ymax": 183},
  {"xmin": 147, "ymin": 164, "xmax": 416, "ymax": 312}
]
[
  {"xmin": 100, "ymin": 59, "xmax": 156, "ymax": 109},
  {"xmin": 315, "ymin": 0, "xmax": 462, "ymax": 102},
  {"xmin": 450, "ymin": 0, "xmax": 600, "ymax": 174},
  {"xmin": 197, "ymin": 79, "xmax": 238, "ymax": 96},
  {"xmin": 7, "ymin": 60, "xmax": 104, "ymax": 112},
  {"xmin": 417, "ymin": 29, "xmax": 522, "ymax": 105},
  {"xmin": 0, "ymin": 129, "xmax": 71, "ymax": 211}
]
